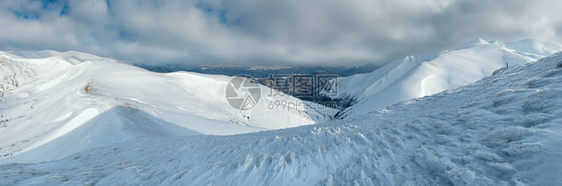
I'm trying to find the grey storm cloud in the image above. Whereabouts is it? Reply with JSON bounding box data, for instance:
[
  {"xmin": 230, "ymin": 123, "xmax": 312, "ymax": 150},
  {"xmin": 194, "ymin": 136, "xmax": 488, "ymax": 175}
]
[{"xmin": 1, "ymin": 0, "xmax": 561, "ymax": 67}]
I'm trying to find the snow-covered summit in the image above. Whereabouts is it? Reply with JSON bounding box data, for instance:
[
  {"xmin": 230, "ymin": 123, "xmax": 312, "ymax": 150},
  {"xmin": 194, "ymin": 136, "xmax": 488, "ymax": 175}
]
[
  {"xmin": 0, "ymin": 50, "xmax": 121, "ymax": 65},
  {"xmin": 454, "ymin": 38, "xmax": 490, "ymax": 50},
  {"xmin": 334, "ymin": 38, "xmax": 562, "ymax": 118}
]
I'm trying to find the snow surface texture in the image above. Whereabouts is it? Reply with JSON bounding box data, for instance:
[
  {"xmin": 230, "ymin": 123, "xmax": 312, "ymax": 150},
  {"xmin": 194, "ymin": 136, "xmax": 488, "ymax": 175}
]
[
  {"xmin": 0, "ymin": 51, "xmax": 336, "ymax": 163},
  {"xmin": 1, "ymin": 51, "xmax": 562, "ymax": 184},
  {"xmin": 334, "ymin": 39, "xmax": 562, "ymax": 119}
]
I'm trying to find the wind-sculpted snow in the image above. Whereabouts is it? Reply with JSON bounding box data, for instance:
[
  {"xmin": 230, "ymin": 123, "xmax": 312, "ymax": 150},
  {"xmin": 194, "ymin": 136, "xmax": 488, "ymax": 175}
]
[{"xmin": 1, "ymin": 52, "xmax": 561, "ymax": 185}]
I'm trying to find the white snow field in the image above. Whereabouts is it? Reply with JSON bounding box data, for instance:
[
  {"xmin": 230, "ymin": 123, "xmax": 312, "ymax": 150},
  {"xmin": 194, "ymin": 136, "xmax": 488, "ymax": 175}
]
[
  {"xmin": 0, "ymin": 51, "xmax": 335, "ymax": 163},
  {"xmin": 0, "ymin": 50, "xmax": 561, "ymax": 184},
  {"xmin": 334, "ymin": 39, "xmax": 562, "ymax": 119}
]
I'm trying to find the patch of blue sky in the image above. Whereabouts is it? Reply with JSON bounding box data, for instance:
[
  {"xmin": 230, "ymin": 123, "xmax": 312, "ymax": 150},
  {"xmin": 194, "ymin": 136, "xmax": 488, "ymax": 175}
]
[
  {"xmin": 59, "ymin": 4, "xmax": 69, "ymax": 16},
  {"xmin": 195, "ymin": 1, "xmax": 241, "ymax": 26},
  {"xmin": 31, "ymin": 0, "xmax": 70, "ymax": 16},
  {"xmin": 13, "ymin": 11, "xmax": 41, "ymax": 20}
]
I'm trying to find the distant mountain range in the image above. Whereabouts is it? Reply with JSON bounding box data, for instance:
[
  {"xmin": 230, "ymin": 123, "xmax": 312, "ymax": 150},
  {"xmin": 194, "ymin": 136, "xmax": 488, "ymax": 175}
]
[{"xmin": 134, "ymin": 63, "xmax": 380, "ymax": 78}]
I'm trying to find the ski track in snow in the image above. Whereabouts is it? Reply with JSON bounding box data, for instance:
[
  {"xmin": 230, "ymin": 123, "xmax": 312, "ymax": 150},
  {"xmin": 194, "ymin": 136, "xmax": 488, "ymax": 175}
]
[
  {"xmin": 0, "ymin": 50, "xmax": 561, "ymax": 185},
  {"xmin": 419, "ymin": 74, "xmax": 438, "ymax": 97}
]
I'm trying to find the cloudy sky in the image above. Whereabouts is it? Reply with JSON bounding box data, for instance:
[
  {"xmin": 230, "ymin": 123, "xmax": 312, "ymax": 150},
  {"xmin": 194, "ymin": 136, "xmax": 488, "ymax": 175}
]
[{"xmin": 1, "ymin": 0, "xmax": 561, "ymax": 67}]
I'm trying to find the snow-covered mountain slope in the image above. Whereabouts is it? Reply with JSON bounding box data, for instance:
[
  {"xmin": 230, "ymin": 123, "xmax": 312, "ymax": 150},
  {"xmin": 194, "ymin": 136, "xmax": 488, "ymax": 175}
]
[
  {"xmin": 0, "ymin": 50, "xmax": 123, "ymax": 65},
  {"xmin": 1, "ymin": 51, "xmax": 561, "ymax": 185},
  {"xmin": 506, "ymin": 39, "xmax": 562, "ymax": 58},
  {"xmin": 334, "ymin": 39, "xmax": 562, "ymax": 118},
  {"xmin": 0, "ymin": 51, "xmax": 335, "ymax": 163}
]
